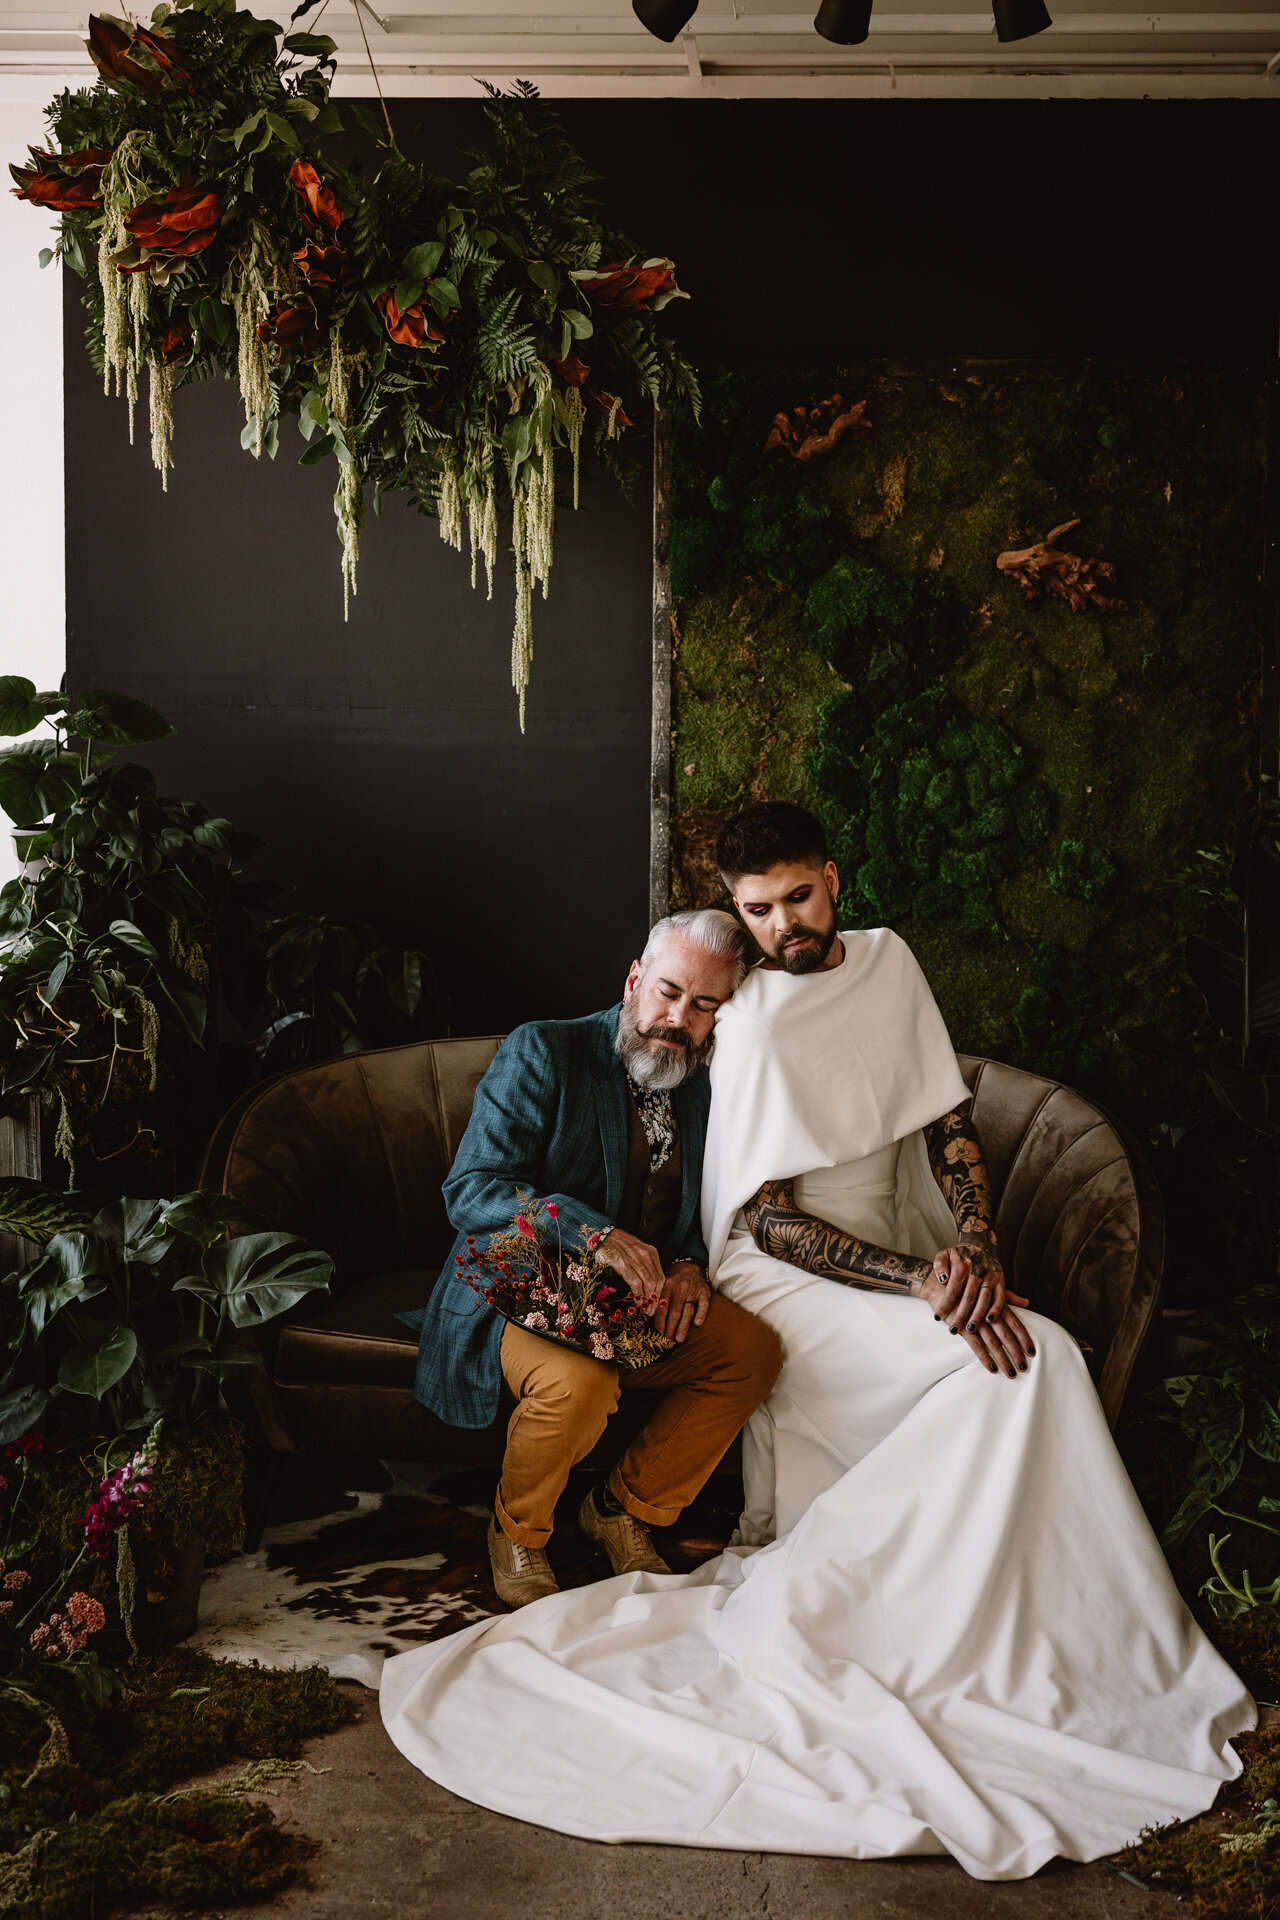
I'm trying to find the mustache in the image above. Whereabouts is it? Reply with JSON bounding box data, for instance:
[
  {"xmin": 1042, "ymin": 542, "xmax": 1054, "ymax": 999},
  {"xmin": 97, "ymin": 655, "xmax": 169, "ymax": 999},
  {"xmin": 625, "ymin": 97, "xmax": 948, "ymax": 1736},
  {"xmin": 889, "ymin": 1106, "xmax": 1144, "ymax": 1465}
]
[
  {"xmin": 635, "ymin": 1022, "xmax": 694, "ymax": 1051},
  {"xmin": 773, "ymin": 926, "xmax": 817, "ymax": 954}
]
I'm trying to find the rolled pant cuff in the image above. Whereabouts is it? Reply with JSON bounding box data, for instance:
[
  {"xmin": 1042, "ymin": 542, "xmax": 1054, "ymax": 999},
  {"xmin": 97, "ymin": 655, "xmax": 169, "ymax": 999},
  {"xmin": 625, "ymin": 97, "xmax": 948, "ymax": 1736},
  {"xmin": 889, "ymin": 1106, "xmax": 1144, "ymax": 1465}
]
[
  {"xmin": 494, "ymin": 1488, "xmax": 552, "ymax": 1549},
  {"xmin": 609, "ymin": 1463, "xmax": 680, "ymax": 1529}
]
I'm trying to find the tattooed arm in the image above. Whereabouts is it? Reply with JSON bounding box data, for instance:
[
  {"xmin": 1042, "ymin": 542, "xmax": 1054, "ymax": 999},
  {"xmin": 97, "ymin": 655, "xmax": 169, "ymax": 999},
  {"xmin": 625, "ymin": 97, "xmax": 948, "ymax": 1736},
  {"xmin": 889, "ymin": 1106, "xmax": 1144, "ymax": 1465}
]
[
  {"xmin": 742, "ymin": 1172, "xmax": 1036, "ymax": 1378},
  {"xmin": 742, "ymin": 1179, "xmax": 932, "ymax": 1297}
]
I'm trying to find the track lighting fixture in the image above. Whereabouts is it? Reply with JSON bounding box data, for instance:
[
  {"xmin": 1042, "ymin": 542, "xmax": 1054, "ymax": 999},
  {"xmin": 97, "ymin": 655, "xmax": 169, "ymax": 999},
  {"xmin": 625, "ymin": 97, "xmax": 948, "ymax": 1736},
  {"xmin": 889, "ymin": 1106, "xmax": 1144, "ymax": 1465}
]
[
  {"xmin": 992, "ymin": 0, "xmax": 1053, "ymax": 40},
  {"xmin": 813, "ymin": 0, "xmax": 873, "ymax": 44},
  {"xmin": 632, "ymin": 0, "xmax": 698, "ymax": 41},
  {"xmin": 630, "ymin": 0, "xmax": 1053, "ymax": 49}
]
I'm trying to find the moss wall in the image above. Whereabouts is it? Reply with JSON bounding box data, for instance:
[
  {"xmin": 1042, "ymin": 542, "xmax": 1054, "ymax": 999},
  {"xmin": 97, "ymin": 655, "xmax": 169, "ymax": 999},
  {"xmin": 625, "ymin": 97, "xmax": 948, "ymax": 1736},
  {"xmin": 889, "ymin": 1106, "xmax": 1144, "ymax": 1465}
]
[{"xmin": 670, "ymin": 368, "xmax": 1269, "ymax": 1126}]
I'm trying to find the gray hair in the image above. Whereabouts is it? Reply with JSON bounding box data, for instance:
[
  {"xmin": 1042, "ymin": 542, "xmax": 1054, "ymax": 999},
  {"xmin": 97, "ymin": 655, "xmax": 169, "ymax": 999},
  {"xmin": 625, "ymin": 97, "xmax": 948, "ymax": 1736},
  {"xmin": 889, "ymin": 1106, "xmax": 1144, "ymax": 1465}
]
[{"xmin": 638, "ymin": 909, "xmax": 752, "ymax": 991}]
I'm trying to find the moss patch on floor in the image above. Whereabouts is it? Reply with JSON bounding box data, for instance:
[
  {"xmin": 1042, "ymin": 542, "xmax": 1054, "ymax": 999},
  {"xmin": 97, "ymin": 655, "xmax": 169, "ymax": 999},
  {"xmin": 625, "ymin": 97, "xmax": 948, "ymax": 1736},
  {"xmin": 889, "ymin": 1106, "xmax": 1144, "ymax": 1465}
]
[{"xmin": 0, "ymin": 1648, "xmax": 356, "ymax": 1918}]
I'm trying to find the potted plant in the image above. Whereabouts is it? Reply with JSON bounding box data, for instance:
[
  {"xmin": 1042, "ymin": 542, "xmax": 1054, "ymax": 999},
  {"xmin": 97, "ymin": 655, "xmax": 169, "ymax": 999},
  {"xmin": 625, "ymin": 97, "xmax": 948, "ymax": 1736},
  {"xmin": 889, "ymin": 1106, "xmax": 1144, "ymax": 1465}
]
[{"xmin": 0, "ymin": 1176, "xmax": 334, "ymax": 1642}]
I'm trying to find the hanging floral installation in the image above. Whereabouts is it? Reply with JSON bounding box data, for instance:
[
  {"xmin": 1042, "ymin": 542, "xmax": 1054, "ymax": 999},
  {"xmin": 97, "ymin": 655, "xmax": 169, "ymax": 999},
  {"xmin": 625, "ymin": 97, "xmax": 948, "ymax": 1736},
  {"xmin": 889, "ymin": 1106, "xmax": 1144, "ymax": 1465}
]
[{"xmin": 10, "ymin": 2, "xmax": 698, "ymax": 726}]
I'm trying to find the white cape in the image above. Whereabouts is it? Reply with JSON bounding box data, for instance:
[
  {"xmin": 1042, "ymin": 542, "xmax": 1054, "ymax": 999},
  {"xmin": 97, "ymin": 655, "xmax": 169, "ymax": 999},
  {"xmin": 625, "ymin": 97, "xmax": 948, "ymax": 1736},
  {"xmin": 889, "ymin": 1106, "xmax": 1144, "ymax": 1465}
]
[
  {"xmin": 381, "ymin": 931, "xmax": 1253, "ymax": 1879},
  {"xmin": 702, "ymin": 927, "xmax": 969, "ymax": 1278}
]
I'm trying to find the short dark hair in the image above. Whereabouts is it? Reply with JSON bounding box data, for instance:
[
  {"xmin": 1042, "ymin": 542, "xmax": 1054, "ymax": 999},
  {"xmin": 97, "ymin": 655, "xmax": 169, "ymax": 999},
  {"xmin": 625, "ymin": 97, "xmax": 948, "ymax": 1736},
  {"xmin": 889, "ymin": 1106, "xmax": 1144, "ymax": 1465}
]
[{"xmin": 716, "ymin": 802, "xmax": 829, "ymax": 887}]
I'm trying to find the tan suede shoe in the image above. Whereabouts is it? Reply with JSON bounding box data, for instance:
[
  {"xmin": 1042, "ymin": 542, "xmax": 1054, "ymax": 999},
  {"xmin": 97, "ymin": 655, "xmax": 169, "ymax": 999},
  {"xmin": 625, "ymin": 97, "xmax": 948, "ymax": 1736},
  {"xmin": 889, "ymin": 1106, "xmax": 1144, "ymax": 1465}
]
[
  {"xmin": 487, "ymin": 1519, "xmax": 560, "ymax": 1608},
  {"xmin": 578, "ymin": 1491, "xmax": 672, "ymax": 1577}
]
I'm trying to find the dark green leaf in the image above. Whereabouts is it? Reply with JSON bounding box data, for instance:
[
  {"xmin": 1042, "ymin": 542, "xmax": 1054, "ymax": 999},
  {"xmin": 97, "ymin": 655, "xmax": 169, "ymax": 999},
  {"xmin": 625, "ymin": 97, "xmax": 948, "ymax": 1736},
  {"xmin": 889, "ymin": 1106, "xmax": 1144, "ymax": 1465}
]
[
  {"xmin": 282, "ymin": 30, "xmax": 337, "ymax": 51},
  {"xmin": 58, "ymin": 1325, "xmax": 138, "ymax": 1399},
  {"xmin": 402, "ymin": 240, "xmax": 443, "ymax": 280},
  {"xmin": 1249, "ymin": 1399, "xmax": 1280, "ymax": 1463},
  {"xmin": 1161, "ymin": 1488, "xmax": 1213, "ymax": 1548},
  {"xmin": 0, "ymin": 744, "xmax": 79, "ymax": 827},
  {"xmin": 265, "ymin": 111, "xmax": 301, "ymax": 153},
  {"xmin": 0, "ymin": 676, "xmax": 63, "ymax": 739},
  {"xmin": 66, "ymin": 689, "xmax": 172, "ymax": 748},
  {"xmin": 178, "ymin": 1232, "xmax": 334, "ymax": 1327},
  {"xmin": 1, "ymin": 1049, "xmax": 53, "ymax": 1097},
  {"xmin": 161, "ymin": 1189, "xmax": 268, "ymax": 1245},
  {"xmin": 0, "ymin": 1178, "xmax": 90, "ymax": 1244},
  {"xmin": 0, "ymin": 1384, "xmax": 48, "ymax": 1445},
  {"xmin": 108, "ymin": 918, "xmax": 160, "ymax": 962},
  {"xmin": 300, "ymin": 433, "xmax": 335, "ymax": 467}
]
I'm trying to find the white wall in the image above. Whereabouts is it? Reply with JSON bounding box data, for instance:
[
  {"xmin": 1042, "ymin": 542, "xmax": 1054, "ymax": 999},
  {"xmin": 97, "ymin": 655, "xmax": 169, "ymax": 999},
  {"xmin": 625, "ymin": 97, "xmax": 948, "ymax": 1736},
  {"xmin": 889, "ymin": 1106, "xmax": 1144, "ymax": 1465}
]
[{"xmin": 0, "ymin": 93, "xmax": 67, "ymax": 886}]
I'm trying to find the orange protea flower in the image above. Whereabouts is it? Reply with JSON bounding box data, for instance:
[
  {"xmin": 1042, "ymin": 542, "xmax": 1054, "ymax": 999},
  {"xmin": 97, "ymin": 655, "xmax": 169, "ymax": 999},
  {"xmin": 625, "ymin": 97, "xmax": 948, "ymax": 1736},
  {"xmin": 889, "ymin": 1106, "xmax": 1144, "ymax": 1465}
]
[
  {"xmin": 86, "ymin": 13, "xmax": 186, "ymax": 91},
  {"xmin": 8, "ymin": 146, "xmax": 111, "ymax": 210},
  {"xmin": 376, "ymin": 287, "xmax": 445, "ymax": 351},
  {"xmin": 571, "ymin": 257, "xmax": 687, "ymax": 313},
  {"xmin": 289, "ymin": 159, "xmax": 343, "ymax": 237},
  {"xmin": 257, "ymin": 297, "xmax": 329, "ymax": 362}
]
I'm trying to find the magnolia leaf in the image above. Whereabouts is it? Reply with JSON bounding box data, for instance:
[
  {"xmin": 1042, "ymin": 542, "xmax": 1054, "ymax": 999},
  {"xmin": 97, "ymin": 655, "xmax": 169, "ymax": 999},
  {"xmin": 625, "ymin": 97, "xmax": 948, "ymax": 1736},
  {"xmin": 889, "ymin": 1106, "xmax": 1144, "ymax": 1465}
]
[
  {"xmin": 527, "ymin": 262, "xmax": 559, "ymax": 296},
  {"xmin": 232, "ymin": 108, "xmax": 265, "ymax": 150},
  {"xmin": 563, "ymin": 307, "xmax": 593, "ymax": 340},
  {"xmin": 300, "ymin": 433, "xmax": 335, "ymax": 467},
  {"xmin": 428, "ymin": 277, "xmax": 458, "ymax": 317},
  {"xmin": 299, "ymin": 389, "xmax": 329, "ymax": 441},
  {"xmin": 265, "ymin": 111, "xmax": 301, "ymax": 153},
  {"xmin": 402, "ymin": 240, "xmax": 442, "ymax": 281},
  {"xmin": 282, "ymin": 30, "xmax": 336, "ymax": 52},
  {"xmin": 58, "ymin": 1325, "xmax": 138, "ymax": 1400},
  {"xmin": 393, "ymin": 276, "xmax": 425, "ymax": 316}
]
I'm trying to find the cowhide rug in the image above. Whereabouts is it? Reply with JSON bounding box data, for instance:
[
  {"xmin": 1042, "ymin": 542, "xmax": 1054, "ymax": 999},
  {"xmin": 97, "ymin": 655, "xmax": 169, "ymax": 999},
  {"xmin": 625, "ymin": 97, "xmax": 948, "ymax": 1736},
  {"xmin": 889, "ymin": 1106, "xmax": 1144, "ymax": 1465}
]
[{"xmin": 190, "ymin": 1457, "xmax": 739, "ymax": 1688}]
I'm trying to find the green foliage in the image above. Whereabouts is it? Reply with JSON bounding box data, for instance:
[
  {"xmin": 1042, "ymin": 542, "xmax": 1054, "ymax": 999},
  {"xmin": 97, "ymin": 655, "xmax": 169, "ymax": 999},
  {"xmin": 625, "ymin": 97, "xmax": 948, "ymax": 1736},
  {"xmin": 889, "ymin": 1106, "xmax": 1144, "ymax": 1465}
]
[
  {"xmin": 1045, "ymin": 837, "xmax": 1117, "ymax": 901},
  {"xmin": 0, "ymin": 1183, "xmax": 333, "ymax": 1439},
  {"xmin": 1013, "ymin": 941, "xmax": 1126, "ymax": 1084},
  {"xmin": 670, "ymin": 368, "xmax": 1263, "ymax": 1184},
  {"xmin": 0, "ymin": 1647, "xmax": 354, "ymax": 1920},
  {"xmin": 21, "ymin": 18, "xmax": 697, "ymax": 715},
  {"xmin": 811, "ymin": 688, "xmax": 1053, "ymax": 935}
]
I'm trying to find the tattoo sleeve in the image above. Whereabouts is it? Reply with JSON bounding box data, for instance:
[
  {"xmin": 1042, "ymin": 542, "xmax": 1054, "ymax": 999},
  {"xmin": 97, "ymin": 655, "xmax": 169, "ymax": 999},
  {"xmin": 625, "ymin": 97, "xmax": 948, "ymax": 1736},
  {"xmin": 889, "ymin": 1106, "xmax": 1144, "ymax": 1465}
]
[
  {"xmin": 924, "ymin": 1104, "xmax": 997, "ymax": 1246},
  {"xmin": 742, "ymin": 1180, "xmax": 930, "ymax": 1294}
]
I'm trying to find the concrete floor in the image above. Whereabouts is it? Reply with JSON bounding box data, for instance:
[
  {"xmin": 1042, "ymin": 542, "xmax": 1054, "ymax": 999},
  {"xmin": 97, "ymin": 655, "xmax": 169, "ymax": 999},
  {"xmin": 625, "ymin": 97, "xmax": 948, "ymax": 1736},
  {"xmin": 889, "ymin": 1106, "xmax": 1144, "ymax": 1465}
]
[{"xmin": 126, "ymin": 1684, "xmax": 1172, "ymax": 1920}]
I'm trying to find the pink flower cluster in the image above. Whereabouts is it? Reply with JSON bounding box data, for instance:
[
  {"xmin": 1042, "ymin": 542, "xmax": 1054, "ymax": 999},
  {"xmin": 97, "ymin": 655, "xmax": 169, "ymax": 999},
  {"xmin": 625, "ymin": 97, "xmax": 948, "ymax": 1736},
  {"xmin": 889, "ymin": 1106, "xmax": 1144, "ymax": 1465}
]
[
  {"xmin": 83, "ymin": 1435, "xmax": 158, "ymax": 1560},
  {"xmin": 29, "ymin": 1589, "xmax": 106, "ymax": 1659}
]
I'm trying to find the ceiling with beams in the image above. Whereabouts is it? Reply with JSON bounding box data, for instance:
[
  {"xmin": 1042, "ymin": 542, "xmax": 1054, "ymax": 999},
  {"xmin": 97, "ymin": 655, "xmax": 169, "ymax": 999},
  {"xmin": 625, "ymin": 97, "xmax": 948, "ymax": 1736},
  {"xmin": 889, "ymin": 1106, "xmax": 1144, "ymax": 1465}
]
[{"xmin": 3, "ymin": 1, "xmax": 1278, "ymax": 98}]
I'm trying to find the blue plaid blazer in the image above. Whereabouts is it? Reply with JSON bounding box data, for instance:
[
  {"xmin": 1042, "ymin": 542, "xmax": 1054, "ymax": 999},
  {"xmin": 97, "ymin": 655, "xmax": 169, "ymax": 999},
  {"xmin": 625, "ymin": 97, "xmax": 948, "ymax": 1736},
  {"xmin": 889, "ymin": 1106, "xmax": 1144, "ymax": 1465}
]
[{"xmin": 408, "ymin": 1003, "xmax": 712, "ymax": 1430}]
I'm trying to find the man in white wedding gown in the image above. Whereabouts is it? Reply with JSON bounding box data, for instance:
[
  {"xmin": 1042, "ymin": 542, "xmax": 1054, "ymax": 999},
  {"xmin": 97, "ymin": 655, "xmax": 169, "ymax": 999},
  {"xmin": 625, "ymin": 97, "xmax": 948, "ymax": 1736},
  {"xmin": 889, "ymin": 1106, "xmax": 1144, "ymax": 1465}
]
[{"xmin": 380, "ymin": 801, "xmax": 1253, "ymax": 1883}]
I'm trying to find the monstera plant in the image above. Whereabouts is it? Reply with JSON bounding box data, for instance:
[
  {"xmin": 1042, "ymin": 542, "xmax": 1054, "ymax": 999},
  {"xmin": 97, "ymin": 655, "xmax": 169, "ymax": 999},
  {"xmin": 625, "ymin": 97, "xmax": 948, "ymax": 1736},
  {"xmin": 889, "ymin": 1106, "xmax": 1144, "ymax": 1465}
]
[{"xmin": 0, "ymin": 1177, "xmax": 333, "ymax": 1442}]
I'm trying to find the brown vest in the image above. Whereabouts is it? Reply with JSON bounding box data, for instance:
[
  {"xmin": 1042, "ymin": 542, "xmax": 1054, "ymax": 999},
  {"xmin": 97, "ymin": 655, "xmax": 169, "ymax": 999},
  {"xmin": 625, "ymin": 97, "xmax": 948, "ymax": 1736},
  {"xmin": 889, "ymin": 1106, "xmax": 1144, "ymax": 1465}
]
[{"xmin": 614, "ymin": 1086, "xmax": 682, "ymax": 1251}]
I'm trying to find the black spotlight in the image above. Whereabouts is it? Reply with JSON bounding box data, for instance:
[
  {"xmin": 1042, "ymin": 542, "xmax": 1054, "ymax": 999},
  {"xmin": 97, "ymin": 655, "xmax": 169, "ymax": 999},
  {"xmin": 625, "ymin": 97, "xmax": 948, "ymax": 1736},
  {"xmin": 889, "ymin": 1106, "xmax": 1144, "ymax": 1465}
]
[
  {"xmin": 632, "ymin": 0, "xmax": 697, "ymax": 40},
  {"xmin": 992, "ymin": 0, "xmax": 1052, "ymax": 40},
  {"xmin": 814, "ymin": 0, "xmax": 872, "ymax": 43}
]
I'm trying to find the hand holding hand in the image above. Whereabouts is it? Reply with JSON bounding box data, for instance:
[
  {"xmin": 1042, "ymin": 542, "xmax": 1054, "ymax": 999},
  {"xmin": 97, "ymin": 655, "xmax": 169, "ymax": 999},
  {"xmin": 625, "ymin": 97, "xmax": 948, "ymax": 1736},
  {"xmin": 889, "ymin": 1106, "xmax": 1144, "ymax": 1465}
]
[
  {"xmin": 915, "ymin": 1239, "xmax": 1036, "ymax": 1377},
  {"xmin": 652, "ymin": 1261, "xmax": 711, "ymax": 1344},
  {"xmin": 596, "ymin": 1228, "xmax": 665, "ymax": 1309}
]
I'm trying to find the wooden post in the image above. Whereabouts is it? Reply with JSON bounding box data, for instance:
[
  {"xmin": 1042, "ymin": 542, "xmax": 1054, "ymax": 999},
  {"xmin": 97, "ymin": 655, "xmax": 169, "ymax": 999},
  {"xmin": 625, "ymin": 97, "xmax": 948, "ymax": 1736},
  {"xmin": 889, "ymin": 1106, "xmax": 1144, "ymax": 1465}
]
[
  {"xmin": 0, "ymin": 1095, "xmax": 41, "ymax": 1275},
  {"xmin": 650, "ymin": 405, "xmax": 673, "ymax": 928}
]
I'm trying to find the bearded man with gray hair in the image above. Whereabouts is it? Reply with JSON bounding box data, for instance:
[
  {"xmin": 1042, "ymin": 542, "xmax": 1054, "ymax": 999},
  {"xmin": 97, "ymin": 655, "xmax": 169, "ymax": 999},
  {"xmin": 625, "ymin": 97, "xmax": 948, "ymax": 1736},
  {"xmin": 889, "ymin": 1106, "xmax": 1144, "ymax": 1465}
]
[{"xmin": 410, "ymin": 911, "xmax": 783, "ymax": 1608}]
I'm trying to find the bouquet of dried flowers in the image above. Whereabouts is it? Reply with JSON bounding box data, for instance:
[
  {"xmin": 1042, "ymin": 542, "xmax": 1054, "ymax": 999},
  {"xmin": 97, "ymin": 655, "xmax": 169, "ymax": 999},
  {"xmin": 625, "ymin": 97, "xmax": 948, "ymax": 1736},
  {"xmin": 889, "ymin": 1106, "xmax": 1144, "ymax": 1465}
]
[{"xmin": 457, "ymin": 1196, "xmax": 672, "ymax": 1370}]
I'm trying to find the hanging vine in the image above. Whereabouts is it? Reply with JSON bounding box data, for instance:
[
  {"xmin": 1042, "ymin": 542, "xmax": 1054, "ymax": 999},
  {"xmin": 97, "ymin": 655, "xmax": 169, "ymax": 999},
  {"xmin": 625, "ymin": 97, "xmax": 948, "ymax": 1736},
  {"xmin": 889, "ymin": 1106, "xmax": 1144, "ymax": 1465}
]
[{"xmin": 11, "ymin": 5, "xmax": 699, "ymax": 727}]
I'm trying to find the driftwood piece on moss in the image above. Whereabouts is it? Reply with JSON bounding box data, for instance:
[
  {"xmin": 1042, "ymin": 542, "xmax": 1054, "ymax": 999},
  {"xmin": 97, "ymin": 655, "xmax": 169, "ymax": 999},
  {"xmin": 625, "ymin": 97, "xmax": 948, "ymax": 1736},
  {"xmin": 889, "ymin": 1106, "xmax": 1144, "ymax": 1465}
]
[
  {"xmin": 764, "ymin": 394, "xmax": 870, "ymax": 463},
  {"xmin": 996, "ymin": 519, "xmax": 1127, "ymax": 615}
]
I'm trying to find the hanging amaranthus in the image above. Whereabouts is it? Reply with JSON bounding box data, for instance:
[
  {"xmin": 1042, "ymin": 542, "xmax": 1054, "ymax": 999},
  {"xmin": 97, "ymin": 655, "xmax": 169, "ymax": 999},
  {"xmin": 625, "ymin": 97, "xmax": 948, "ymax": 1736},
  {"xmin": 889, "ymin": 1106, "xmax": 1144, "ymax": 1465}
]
[
  {"xmin": 148, "ymin": 355, "xmax": 175, "ymax": 489},
  {"xmin": 96, "ymin": 129, "xmax": 153, "ymax": 440},
  {"xmin": 12, "ymin": 15, "xmax": 699, "ymax": 725},
  {"xmin": 326, "ymin": 326, "xmax": 362, "ymax": 618}
]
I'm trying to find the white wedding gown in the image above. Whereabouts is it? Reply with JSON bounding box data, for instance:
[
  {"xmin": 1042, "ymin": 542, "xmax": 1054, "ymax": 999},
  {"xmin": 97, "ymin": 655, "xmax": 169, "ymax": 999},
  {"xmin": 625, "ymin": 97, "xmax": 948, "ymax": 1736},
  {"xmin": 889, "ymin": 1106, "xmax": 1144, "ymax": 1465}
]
[{"xmin": 380, "ymin": 1139, "xmax": 1253, "ymax": 1881}]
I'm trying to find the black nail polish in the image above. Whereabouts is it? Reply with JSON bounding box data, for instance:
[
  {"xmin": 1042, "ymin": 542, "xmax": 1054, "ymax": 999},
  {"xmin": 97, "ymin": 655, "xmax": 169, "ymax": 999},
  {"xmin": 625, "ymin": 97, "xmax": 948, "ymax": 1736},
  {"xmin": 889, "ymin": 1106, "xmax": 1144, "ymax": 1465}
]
[
  {"xmin": 950, "ymin": 1325, "xmax": 959, "ymax": 1335},
  {"xmin": 1028, "ymin": 1346, "xmax": 1036, "ymax": 1356},
  {"xmin": 989, "ymin": 1363, "xmax": 997, "ymax": 1373},
  {"xmin": 966, "ymin": 1322, "xmax": 976, "ymax": 1332},
  {"xmin": 1019, "ymin": 1362, "xmax": 1027, "ymax": 1371},
  {"xmin": 933, "ymin": 1314, "xmax": 940, "ymax": 1321},
  {"xmin": 1007, "ymin": 1368, "xmax": 1016, "ymax": 1378}
]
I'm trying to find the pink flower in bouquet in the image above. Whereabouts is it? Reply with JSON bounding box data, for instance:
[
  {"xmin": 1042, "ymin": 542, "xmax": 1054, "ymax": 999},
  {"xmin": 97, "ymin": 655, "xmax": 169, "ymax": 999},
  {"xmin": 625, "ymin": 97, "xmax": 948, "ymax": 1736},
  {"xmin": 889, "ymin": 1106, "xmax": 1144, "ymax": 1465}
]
[
  {"xmin": 523, "ymin": 1311, "xmax": 549, "ymax": 1331},
  {"xmin": 5, "ymin": 1434, "xmax": 46, "ymax": 1459},
  {"xmin": 586, "ymin": 1231, "xmax": 602, "ymax": 1249},
  {"xmin": 590, "ymin": 1333, "xmax": 615, "ymax": 1360},
  {"xmin": 83, "ymin": 1428, "xmax": 159, "ymax": 1559},
  {"xmin": 545, "ymin": 1202, "xmax": 559, "ymax": 1220},
  {"xmin": 0, "ymin": 1601, "xmax": 11, "ymax": 1619},
  {"xmin": 515, "ymin": 1214, "xmax": 536, "ymax": 1239},
  {"xmin": 4, "ymin": 1567, "xmax": 30, "ymax": 1591}
]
